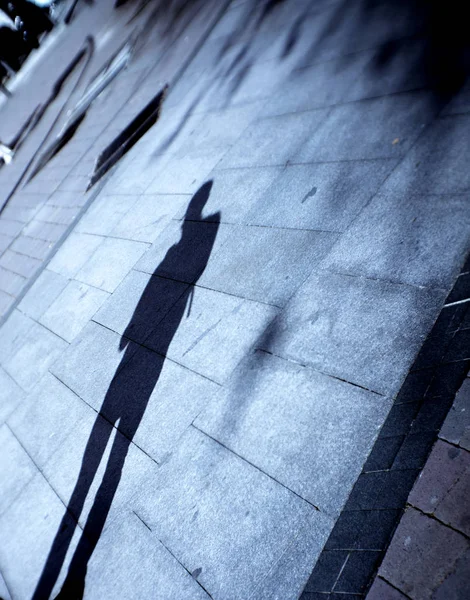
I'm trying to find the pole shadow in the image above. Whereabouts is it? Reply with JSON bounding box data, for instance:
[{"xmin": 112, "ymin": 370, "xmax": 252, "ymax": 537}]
[{"xmin": 32, "ymin": 181, "xmax": 220, "ymax": 600}]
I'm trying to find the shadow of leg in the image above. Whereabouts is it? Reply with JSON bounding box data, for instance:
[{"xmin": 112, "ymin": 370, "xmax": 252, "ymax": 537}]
[
  {"xmin": 32, "ymin": 416, "xmax": 114, "ymax": 600},
  {"xmin": 55, "ymin": 432, "xmax": 133, "ymax": 599}
]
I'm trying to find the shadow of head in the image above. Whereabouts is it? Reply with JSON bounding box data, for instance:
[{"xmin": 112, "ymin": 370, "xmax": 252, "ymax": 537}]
[{"xmin": 183, "ymin": 180, "xmax": 213, "ymax": 221}]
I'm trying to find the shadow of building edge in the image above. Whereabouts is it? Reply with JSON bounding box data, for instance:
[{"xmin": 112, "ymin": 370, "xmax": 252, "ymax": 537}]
[{"xmin": 32, "ymin": 181, "xmax": 220, "ymax": 600}]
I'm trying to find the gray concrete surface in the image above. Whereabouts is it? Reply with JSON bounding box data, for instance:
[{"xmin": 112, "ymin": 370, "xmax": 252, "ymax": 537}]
[{"xmin": 0, "ymin": 0, "xmax": 469, "ymax": 598}]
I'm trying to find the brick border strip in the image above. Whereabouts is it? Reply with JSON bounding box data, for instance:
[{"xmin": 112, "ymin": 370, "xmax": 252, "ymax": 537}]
[{"xmin": 300, "ymin": 255, "xmax": 470, "ymax": 599}]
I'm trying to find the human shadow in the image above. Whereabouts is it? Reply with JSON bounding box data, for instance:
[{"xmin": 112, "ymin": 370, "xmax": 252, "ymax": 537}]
[{"xmin": 32, "ymin": 181, "xmax": 220, "ymax": 600}]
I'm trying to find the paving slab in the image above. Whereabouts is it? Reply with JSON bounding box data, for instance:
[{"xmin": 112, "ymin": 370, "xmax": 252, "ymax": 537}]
[
  {"xmin": 75, "ymin": 194, "xmax": 138, "ymax": 236},
  {"xmin": 0, "ymin": 572, "xmax": 11, "ymax": 600},
  {"xmin": 84, "ymin": 513, "xmax": 211, "ymax": 600},
  {"xmin": 294, "ymin": 92, "xmax": 437, "ymax": 163},
  {"xmin": 75, "ymin": 237, "xmax": 149, "ymax": 293},
  {"xmin": 173, "ymin": 166, "xmax": 282, "ymax": 224},
  {"xmin": 110, "ymin": 195, "xmax": 188, "ymax": 243},
  {"xmin": 262, "ymin": 270, "xmax": 445, "ymax": 396},
  {"xmin": 0, "ymin": 425, "xmax": 37, "ymax": 518},
  {"xmin": 382, "ymin": 114, "xmax": 470, "ymax": 196},
  {"xmin": 47, "ymin": 232, "xmax": 105, "ymax": 279},
  {"xmin": 93, "ymin": 270, "xmax": 188, "ymax": 345},
  {"xmin": 17, "ymin": 269, "xmax": 69, "ymax": 320},
  {"xmin": 146, "ymin": 286, "xmax": 278, "ymax": 384},
  {"xmin": 50, "ymin": 321, "xmax": 137, "ymax": 410},
  {"xmin": 196, "ymin": 351, "xmax": 391, "ymax": 515},
  {"xmin": 217, "ymin": 109, "xmax": 329, "ymax": 168},
  {"xmin": 243, "ymin": 160, "xmax": 396, "ymax": 232},
  {"xmin": 8, "ymin": 373, "xmax": 90, "ymax": 469},
  {"xmin": 43, "ymin": 405, "xmax": 159, "ymax": 529},
  {"xmin": 135, "ymin": 219, "xmax": 225, "ymax": 284},
  {"xmin": 0, "ymin": 367, "xmax": 25, "ymax": 424},
  {"xmin": 199, "ymin": 225, "xmax": 339, "ymax": 306},
  {"xmin": 39, "ymin": 280, "xmax": 109, "ymax": 343},
  {"xmin": 0, "ymin": 473, "xmax": 82, "ymax": 600},
  {"xmin": 378, "ymin": 508, "xmax": 469, "ymax": 600},
  {"xmin": 3, "ymin": 321, "xmax": 68, "ymax": 392},
  {"xmin": 321, "ymin": 192, "xmax": 470, "ymax": 289},
  {"xmin": 98, "ymin": 345, "xmax": 220, "ymax": 463},
  {"xmin": 135, "ymin": 426, "xmax": 332, "ymax": 600}
]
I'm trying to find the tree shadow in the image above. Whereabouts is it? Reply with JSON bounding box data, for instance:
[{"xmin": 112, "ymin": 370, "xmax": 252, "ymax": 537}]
[{"xmin": 32, "ymin": 181, "xmax": 220, "ymax": 600}]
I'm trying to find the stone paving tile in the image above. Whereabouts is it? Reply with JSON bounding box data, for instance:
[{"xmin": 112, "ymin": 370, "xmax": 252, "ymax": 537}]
[
  {"xmin": 200, "ymin": 225, "xmax": 339, "ymax": 307},
  {"xmin": 197, "ymin": 351, "xmax": 391, "ymax": 515},
  {"xmin": 383, "ymin": 113, "xmax": 470, "ymax": 195},
  {"xmin": 324, "ymin": 509, "xmax": 401, "ymax": 551},
  {"xmin": 367, "ymin": 577, "xmax": 409, "ymax": 599},
  {"xmin": 173, "ymin": 165, "xmax": 282, "ymax": 224},
  {"xmin": 378, "ymin": 508, "xmax": 469, "ymax": 600},
  {"xmin": 147, "ymin": 286, "xmax": 278, "ymax": 384},
  {"xmin": 335, "ymin": 550, "xmax": 383, "ymax": 594},
  {"xmin": 0, "ymin": 218, "xmax": 24, "ymax": 238},
  {"xmin": 94, "ymin": 270, "xmax": 188, "ymax": 344},
  {"xmin": 99, "ymin": 345, "xmax": 220, "ymax": 462},
  {"xmin": 84, "ymin": 513, "xmax": 211, "ymax": 600},
  {"xmin": 0, "ymin": 266, "xmax": 26, "ymax": 297},
  {"xmin": 22, "ymin": 220, "xmax": 68, "ymax": 243},
  {"xmin": 17, "ymin": 269, "xmax": 69, "ymax": 320},
  {"xmin": 43, "ymin": 406, "xmax": 159, "ymax": 528},
  {"xmin": 8, "ymin": 373, "xmax": 89, "ymax": 469},
  {"xmin": 110, "ymin": 194, "xmax": 188, "ymax": 242},
  {"xmin": 243, "ymin": 160, "xmax": 396, "ymax": 232},
  {"xmin": 0, "ymin": 425, "xmax": 37, "ymax": 518},
  {"xmin": 217, "ymin": 109, "xmax": 329, "ymax": 168},
  {"xmin": 0, "ymin": 249, "xmax": 41, "ymax": 278},
  {"xmin": 10, "ymin": 235, "xmax": 54, "ymax": 261},
  {"xmin": 321, "ymin": 192, "xmax": 470, "ymax": 289},
  {"xmin": 40, "ymin": 280, "xmax": 110, "ymax": 343},
  {"xmin": 263, "ymin": 271, "xmax": 445, "ymax": 396},
  {"xmin": 75, "ymin": 237, "xmax": 149, "ymax": 293},
  {"xmin": 303, "ymin": 550, "xmax": 349, "ymax": 593},
  {"xmin": 50, "ymin": 321, "xmax": 138, "ymax": 410},
  {"xmin": 75, "ymin": 194, "xmax": 139, "ymax": 236},
  {"xmin": 347, "ymin": 470, "xmax": 420, "ymax": 511},
  {"xmin": 135, "ymin": 426, "xmax": 332, "ymax": 600},
  {"xmin": 47, "ymin": 232, "xmax": 105, "ymax": 279},
  {"xmin": 294, "ymin": 92, "xmax": 437, "ymax": 163},
  {"xmin": 0, "ymin": 473, "xmax": 81, "ymax": 600},
  {"xmin": 144, "ymin": 153, "xmax": 229, "ymax": 196},
  {"xmin": 0, "ymin": 309, "xmax": 35, "ymax": 365},
  {"xmin": 439, "ymin": 378, "xmax": 470, "ymax": 449},
  {"xmin": 0, "ymin": 367, "xmax": 25, "ymax": 424},
  {"xmin": 3, "ymin": 321, "xmax": 68, "ymax": 392},
  {"xmin": 135, "ymin": 219, "xmax": 225, "ymax": 283},
  {"xmin": 0, "ymin": 234, "xmax": 13, "ymax": 254}
]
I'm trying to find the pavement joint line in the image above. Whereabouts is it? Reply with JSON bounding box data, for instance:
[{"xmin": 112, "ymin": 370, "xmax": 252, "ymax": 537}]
[
  {"xmin": 444, "ymin": 297, "xmax": 470, "ymax": 308},
  {"xmin": 213, "ymin": 156, "xmax": 398, "ymax": 172},
  {"xmin": 48, "ymin": 370, "xmax": 160, "ymax": 467},
  {"xmin": 258, "ymin": 348, "xmax": 387, "ymax": 398},
  {"xmin": 375, "ymin": 576, "xmax": 413, "ymax": 600},
  {"xmin": 179, "ymin": 218, "xmax": 343, "ymax": 234},
  {"xmin": 131, "ymin": 510, "xmax": 152, "ymax": 532},
  {"xmin": 72, "ymin": 230, "xmax": 153, "ymax": 245},
  {"xmin": 314, "ymin": 265, "xmax": 448, "ymax": 293},
  {"xmin": 331, "ymin": 551, "xmax": 351, "ymax": 593},
  {"xmin": 157, "ymin": 535, "xmax": 215, "ymax": 599},
  {"xmin": 129, "ymin": 270, "xmax": 283, "ymax": 309},
  {"xmin": 89, "ymin": 318, "xmax": 224, "ymax": 388},
  {"xmin": 3, "ymin": 422, "xmax": 83, "ymax": 525},
  {"xmin": 191, "ymin": 422, "xmax": 321, "ymax": 512}
]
